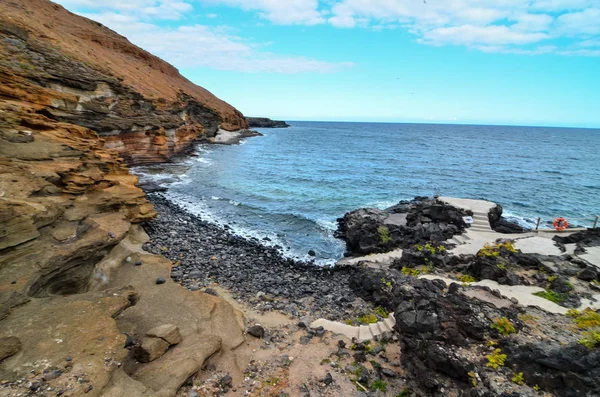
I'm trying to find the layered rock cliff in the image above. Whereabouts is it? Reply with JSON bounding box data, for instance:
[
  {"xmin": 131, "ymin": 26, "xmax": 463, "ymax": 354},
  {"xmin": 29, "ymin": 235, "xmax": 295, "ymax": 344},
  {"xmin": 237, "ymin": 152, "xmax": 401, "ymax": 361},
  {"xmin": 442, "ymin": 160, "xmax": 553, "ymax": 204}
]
[
  {"xmin": 0, "ymin": 1, "xmax": 247, "ymax": 395},
  {"xmin": 0, "ymin": 0, "xmax": 248, "ymax": 165}
]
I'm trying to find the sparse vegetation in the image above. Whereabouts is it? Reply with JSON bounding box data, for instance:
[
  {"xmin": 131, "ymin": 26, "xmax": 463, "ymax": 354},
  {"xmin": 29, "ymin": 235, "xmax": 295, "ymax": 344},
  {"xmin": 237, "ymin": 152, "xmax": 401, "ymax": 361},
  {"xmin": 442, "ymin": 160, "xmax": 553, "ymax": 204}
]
[
  {"xmin": 396, "ymin": 389, "xmax": 410, "ymax": 397},
  {"xmin": 401, "ymin": 266, "xmax": 422, "ymax": 277},
  {"xmin": 491, "ymin": 317, "xmax": 517, "ymax": 336},
  {"xmin": 371, "ymin": 379, "xmax": 388, "ymax": 392},
  {"xmin": 357, "ymin": 313, "xmax": 378, "ymax": 324},
  {"xmin": 533, "ymin": 289, "xmax": 564, "ymax": 304},
  {"xmin": 485, "ymin": 349, "xmax": 507, "ymax": 369},
  {"xmin": 467, "ymin": 371, "xmax": 478, "ymax": 387},
  {"xmin": 478, "ymin": 241, "xmax": 517, "ymax": 257},
  {"xmin": 578, "ymin": 331, "xmax": 600, "ymax": 349},
  {"xmin": 381, "ymin": 277, "xmax": 392, "ymax": 291},
  {"xmin": 375, "ymin": 306, "xmax": 389, "ymax": 318},
  {"xmin": 512, "ymin": 372, "xmax": 525, "ymax": 385},
  {"xmin": 517, "ymin": 313, "xmax": 539, "ymax": 324},
  {"xmin": 460, "ymin": 274, "xmax": 477, "ymax": 284},
  {"xmin": 567, "ymin": 308, "xmax": 600, "ymax": 329},
  {"xmin": 378, "ymin": 225, "xmax": 392, "ymax": 245}
]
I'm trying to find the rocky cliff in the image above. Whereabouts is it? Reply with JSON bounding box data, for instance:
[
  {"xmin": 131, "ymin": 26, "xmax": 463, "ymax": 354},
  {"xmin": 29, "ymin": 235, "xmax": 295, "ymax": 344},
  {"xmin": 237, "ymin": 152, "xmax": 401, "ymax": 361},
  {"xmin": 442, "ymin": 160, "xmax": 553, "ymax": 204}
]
[
  {"xmin": 0, "ymin": 1, "xmax": 247, "ymax": 395},
  {"xmin": 0, "ymin": 0, "xmax": 248, "ymax": 165}
]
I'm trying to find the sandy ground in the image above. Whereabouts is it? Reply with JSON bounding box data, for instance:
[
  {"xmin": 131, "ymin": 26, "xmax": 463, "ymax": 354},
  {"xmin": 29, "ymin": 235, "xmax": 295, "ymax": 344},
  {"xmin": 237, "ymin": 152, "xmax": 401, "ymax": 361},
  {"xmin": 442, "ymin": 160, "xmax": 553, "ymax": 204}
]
[{"xmin": 177, "ymin": 285, "xmax": 407, "ymax": 397}]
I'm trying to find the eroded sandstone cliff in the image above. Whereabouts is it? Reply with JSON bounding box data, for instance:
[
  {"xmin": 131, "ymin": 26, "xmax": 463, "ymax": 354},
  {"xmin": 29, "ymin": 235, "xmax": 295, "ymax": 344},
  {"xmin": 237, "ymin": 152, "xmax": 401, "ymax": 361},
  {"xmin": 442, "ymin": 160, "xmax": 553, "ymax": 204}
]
[
  {"xmin": 0, "ymin": 1, "xmax": 247, "ymax": 395},
  {"xmin": 0, "ymin": 0, "xmax": 248, "ymax": 164}
]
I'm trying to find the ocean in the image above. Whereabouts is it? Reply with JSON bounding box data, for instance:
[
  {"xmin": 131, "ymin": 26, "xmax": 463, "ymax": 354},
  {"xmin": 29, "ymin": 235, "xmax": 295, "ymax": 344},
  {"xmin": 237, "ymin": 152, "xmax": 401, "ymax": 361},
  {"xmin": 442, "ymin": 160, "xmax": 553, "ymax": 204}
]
[{"xmin": 133, "ymin": 121, "xmax": 600, "ymax": 265}]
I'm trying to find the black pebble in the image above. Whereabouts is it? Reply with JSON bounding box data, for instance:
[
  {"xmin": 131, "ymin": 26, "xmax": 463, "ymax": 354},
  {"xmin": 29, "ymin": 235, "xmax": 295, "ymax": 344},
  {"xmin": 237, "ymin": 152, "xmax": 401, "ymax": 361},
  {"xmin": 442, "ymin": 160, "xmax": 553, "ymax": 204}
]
[{"xmin": 156, "ymin": 277, "xmax": 166, "ymax": 285}]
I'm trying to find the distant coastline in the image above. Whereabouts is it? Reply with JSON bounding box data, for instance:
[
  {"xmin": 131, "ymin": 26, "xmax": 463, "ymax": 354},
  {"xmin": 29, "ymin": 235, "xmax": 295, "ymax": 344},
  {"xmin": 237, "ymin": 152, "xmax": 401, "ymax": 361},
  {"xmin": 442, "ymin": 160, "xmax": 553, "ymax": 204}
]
[{"xmin": 246, "ymin": 117, "xmax": 290, "ymax": 128}]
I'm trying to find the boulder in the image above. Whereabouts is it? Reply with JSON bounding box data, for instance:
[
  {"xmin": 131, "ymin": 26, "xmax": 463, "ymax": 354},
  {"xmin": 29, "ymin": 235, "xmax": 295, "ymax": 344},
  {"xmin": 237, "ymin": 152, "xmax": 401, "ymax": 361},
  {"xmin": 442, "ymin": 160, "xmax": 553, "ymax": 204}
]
[
  {"xmin": 577, "ymin": 268, "xmax": 598, "ymax": 281},
  {"xmin": 135, "ymin": 336, "xmax": 170, "ymax": 363},
  {"xmin": 146, "ymin": 324, "xmax": 182, "ymax": 345},
  {"xmin": 247, "ymin": 325, "xmax": 265, "ymax": 339},
  {"xmin": 0, "ymin": 336, "xmax": 21, "ymax": 361}
]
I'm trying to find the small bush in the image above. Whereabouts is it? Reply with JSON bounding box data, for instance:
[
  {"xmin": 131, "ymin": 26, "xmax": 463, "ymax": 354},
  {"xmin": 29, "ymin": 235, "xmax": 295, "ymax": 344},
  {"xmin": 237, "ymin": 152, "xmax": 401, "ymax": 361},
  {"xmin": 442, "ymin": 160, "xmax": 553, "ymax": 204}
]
[
  {"xmin": 401, "ymin": 266, "xmax": 421, "ymax": 277},
  {"xmin": 512, "ymin": 372, "xmax": 525, "ymax": 385},
  {"xmin": 491, "ymin": 317, "xmax": 517, "ymax": 336},
  {"xmin": 381, "ymin": 277, "xmax": 392, "ymax": 290},
  {"xmin": 396, "ymin": 389, "xmax": 410, "ymax": 397},
  {"xmin": 533, "ymin": 290, "xmax": 564, "ymax": 304},
  {"xmin": 375, "ymin": 306, "xmax": 389, "ymax": 318},
  {"xmin": 567, "ymin": 308, "xmax": 600, "ymax": 329},
  {"xmin": 478, "ymin": 241, "xmax": 517, "ymax": 257},
  {"xmin": 485, "ymin": 349, "xmax": 507, "ymax": 369},
  {"xmin": 578, "ymin": 330, "xmax": 600, "ymax": 349},
  {"xmin": 378, "ymin": 226, "xmax": 392, "ymax": 245},
  {"xmin": 460, "ymin": 274, "xmax": 477, "ymax": 284},
  {"xmin": 358, "ymin": 314, "xmax": 378, "ymax": 324},
  {"xmin": 371, "ymin": 379, "xmax": 387, "ymax": 392}
]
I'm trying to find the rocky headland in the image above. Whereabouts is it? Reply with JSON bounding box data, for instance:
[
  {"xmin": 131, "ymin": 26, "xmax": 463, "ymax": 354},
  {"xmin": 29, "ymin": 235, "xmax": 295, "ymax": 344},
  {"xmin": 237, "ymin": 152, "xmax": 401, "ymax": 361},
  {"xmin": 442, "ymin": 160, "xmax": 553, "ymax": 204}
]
[{"xmin": 246, "ymin": 117, "xmax": 290, "ymax": 128}]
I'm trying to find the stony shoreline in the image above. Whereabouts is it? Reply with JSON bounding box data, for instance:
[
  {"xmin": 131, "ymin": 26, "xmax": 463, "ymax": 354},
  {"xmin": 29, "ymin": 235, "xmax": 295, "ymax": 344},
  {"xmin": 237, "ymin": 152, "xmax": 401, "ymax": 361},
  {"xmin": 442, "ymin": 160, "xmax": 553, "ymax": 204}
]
[{"xmin": 142, "ymin": 194, "xmax": 377, "ymax": 322}]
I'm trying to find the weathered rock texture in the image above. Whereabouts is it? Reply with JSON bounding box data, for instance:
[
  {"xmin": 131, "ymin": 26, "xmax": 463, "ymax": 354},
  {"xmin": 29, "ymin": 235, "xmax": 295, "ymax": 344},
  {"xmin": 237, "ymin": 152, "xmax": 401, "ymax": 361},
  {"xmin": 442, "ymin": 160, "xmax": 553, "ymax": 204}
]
[
  {"xmin": 0, "ymin": 0, "xmax": 247, "ymax": 165},
  {"xmin": 0, "ymin": 1, "xmax": 246, "ymax": 395}
]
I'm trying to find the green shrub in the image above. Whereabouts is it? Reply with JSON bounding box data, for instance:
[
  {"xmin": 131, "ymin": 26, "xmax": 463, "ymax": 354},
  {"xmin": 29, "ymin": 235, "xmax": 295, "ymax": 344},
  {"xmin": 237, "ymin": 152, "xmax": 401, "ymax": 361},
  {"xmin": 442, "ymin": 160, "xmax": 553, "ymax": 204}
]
[
  {"xmin": 512, "ymin": 372, "xmax": 525, "ymax": 385},
  {"xmin": 396, "ymin": 389, "xmax": 410, "ymax": 397},
  {"xmin": 478, "ymin": 241, "xmax": 517, "ymax": 257},
  {"xmin": 460, "ymin": 274, "xmax": 477, "ymax": 284},
  {"xmin": 401, "ymin": 266, "xmax": 421, "ymax": 277},
  {"xmin": 375, "ymin": 306, "xmax": 389, "ymax": 318},
  {"xmin": 371, "ymin": 379, "xmax": 387, "ymax": 392},
  {"xmin": 578, "ymin": 330, "xmax": 600, "ymax": 349},
  {"xmin": 378, "ymin": 226, "xmax": 392, "ymax": 245},
  {"xmin": 358, "ymin": 314, "xmax": 378, "ymax": 324},
  {"xmin": 533, "ymin": 290, "xmax": 564, "ymax": 304},
  {"xmin": 567, "ymin": 308, "xmax": 600, "ymax": 329},
  {"xmin": 485, "ymin": 349, "xmax": 507, "ymax": 369},
  {"xmin": 491, "ymin": 317, "xmax": 517, "ymax": 336}
]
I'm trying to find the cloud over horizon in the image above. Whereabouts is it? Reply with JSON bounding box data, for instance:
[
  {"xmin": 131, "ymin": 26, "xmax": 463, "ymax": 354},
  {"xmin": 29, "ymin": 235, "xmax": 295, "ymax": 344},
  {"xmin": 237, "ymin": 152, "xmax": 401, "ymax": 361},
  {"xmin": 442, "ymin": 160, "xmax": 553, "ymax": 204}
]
[{"xmin": 55, "ymin": 0, "xmax": 600, "ymax": 75}]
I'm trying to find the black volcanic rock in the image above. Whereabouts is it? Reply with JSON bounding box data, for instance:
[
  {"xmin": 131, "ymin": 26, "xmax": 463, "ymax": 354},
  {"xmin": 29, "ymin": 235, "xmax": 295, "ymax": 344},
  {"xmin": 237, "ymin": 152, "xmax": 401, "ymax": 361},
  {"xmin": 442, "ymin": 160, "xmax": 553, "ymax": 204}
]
[
  {"xmin": 246, "ymin": 117, "xmax": 290, "ymax": 128},
  {"xmin": 336, "ymin": 197, "xmax": 468, "ymax": 256},
  {"xmin": 488, "ymin": 204, "xmax": 528, "ymax": 234}
]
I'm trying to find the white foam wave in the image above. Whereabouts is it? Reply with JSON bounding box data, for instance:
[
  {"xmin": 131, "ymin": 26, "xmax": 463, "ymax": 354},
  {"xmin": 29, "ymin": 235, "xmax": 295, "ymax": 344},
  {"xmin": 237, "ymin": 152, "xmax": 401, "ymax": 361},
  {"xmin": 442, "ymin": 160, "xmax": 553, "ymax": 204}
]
[{"xmin": 164, "ymin": 191, "xmax": 337, "ymax": 266}]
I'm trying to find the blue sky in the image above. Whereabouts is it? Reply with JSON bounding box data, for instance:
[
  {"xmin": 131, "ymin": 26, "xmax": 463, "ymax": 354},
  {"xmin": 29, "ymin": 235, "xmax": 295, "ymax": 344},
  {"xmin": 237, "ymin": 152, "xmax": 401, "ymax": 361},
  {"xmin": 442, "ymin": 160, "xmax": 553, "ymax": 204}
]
[{"xmin": 55, "ymin": 0, "xmax": 600, "ymax": 128}]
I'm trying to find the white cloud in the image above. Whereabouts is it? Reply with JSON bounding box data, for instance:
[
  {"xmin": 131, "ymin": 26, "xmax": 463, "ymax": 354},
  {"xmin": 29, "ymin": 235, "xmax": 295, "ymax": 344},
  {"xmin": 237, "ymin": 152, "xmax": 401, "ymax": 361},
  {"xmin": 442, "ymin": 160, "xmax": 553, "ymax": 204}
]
[
  {"xmin": 556, "ymin": 8, "xmax": 600, "ymax": 36},
  {"xmin": 422, "ymin": 25, "xmax": 549, "ymax": 47},
  {"xmin": 56, "ymin": 0, "xmax": 193, "ymax": 20},
  {"xmin": 324, "ymin": 0, "xmax": 600, "ymax": 56},
  {"xmin": 81, "ymin": 12, "xmax": 352, "ymax": 73},
  {"xmin": 206, "ymin": 0, "xmax": 325, "ymax": 25},
  {"xmin": 55, "ymin": 0, "xmax": 600, "ymax": 57}
]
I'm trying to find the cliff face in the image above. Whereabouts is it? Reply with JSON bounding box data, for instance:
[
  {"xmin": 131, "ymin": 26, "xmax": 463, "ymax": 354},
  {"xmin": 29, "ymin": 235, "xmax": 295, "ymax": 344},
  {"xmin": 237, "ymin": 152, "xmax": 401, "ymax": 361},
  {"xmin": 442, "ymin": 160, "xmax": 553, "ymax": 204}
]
[
  {"xmin": 0, "ymin": 0, "xmax": 248, "ymax": 164},
  {"xmin": 0, "ymin": 1, "xmax": 246, "ymax": 395}
]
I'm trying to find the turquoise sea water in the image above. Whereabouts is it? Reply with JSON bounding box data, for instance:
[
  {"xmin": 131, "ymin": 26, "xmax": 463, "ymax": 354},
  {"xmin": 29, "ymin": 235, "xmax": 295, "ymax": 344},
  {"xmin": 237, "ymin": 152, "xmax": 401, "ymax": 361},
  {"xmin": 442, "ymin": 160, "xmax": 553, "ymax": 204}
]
[{"xmin": 136, "ymin": 122, "xmax": 600, "ymax": 265}]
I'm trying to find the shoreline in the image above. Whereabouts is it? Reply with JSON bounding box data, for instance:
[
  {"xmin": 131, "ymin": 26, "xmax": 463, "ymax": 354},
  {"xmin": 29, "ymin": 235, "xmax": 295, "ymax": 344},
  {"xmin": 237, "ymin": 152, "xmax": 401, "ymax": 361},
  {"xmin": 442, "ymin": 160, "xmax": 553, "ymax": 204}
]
[{"xmin": 142, "ymin": 194, "xmax": 377, "ymax": 322}]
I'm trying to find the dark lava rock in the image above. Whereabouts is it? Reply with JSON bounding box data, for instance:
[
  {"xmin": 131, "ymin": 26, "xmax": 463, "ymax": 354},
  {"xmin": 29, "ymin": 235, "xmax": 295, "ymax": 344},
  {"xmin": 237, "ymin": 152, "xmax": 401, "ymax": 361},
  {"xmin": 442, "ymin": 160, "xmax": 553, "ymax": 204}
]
[
  {"xmin": 203, "ymin": 288, "xmax": 218, "ymax": 296},
  {"xmin": 549, "ymin": 277, "xmax": 574, "ymax": 293},
  {"xmin": 321, "ymin": 372, "xmax": 334, "ymax": 385},
  {"xmin": 299, "ymin": 336, "xmax": 311, "ymax": 345},
  {"xmin": 247, "ymin": 325, "xmax": 265, "ymax": 339},
  {"xmin": 246, "ymin": 117, "xmax": 290, "ymax": 128},
  {"xmin": 502, "ymin": 339, "xmax": 600, "ymax": 397},
  {"xmin": 336, "ymin": 197, "xmax": 468, "ymax": 256},
  {"xmin": 155, "ymin": 277, "xmax": 166, "ymax": 285},
  {"xmin": 220, "ymin": 374, "xmax": 233, "ymax": 387},
  {"xmin": 308, "ymin": 249, "xmax": 316, "ymax": 257},
  {"xmin": 577, "ymin": 268, "xmax": 598, "ymax": 281},
  {"xmin": 488, "ymin": 204, "xmax": 528, "ymax": 234}
]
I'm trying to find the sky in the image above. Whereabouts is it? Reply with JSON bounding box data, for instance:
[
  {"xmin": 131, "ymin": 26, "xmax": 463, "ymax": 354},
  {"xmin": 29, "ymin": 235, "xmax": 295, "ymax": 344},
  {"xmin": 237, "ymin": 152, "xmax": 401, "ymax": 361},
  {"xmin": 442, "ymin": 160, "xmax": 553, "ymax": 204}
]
[{"xmin": 53, "ymin": 0, "xmax": 600, "ymax": 128}]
